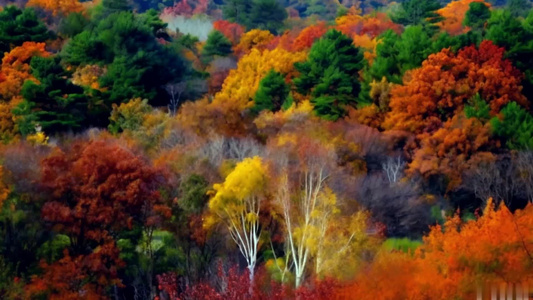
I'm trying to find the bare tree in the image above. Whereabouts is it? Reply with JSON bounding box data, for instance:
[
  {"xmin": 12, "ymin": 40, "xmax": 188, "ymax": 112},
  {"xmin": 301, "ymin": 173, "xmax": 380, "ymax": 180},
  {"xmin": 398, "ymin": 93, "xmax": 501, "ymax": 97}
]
[
  {"xmin": 382, "ymin": 156, "xmax": 406, "ymax": 185},
  {"xmin": 516, "ymin": 151, "xmax": 533, "ymax": 204},
  {"xmin": 462, "ymin": 154, "xmax": 528, "ymax": 208},
  {"xmin": 165, "ymin": 81, "xmax": 187, "ymax": 116}
]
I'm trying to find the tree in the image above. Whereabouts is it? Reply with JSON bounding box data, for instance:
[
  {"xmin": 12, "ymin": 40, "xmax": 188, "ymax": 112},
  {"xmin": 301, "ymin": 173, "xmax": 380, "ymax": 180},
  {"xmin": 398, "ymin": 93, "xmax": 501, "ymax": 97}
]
[
  {"xmin": 391, "ymin": 0, "xmax": 443, "ymax": 28},
  {"xmin": 0, "ymin": 6, "xmax": 53, "ymax": 54},
  {"xmin": 491, "ymin": 101, "xmax": 533, "ymax": 150},
  {"xmin": 206, "ymin": 156, "xmax": 267, "ymax": 282},
  {"xmin": 252, "ymin": 69, "xmax": 290, "ymax": 114},
  {"xmin": 384, "ymin": 41, "xmax": 527, "ymax": 134},
  {"xmin": 30, "ymin": 139, "xmax": 170, "ymax": 298},
  {"xmin": 294, "ymin": 29, "xmax": 365, "ymax": 120},
  {"xmin": 437, "ymin": 0, "xmax": 490, "ymax": 35},
  {"xmin": 27, "ymin": 0, "xmax": 84, "ymax": 17},
  {"xmin": 507, "ymin": 0, "xmax": 532, "ymax": 18},
  {"xmin": 213, "ymin": 20, "xmax": 245, "ymax": 45},
  {"xmin": 13, "ymin": 56, "xmax": 88, "ymax": 136},
  {"xmin": 222, "ymin": 0, "xmax": 253, "ymax": 28},
  {"xmin": 202, "ymin": 30, "xmax": 233, "ymax": 61},
  {"xmin": 249, "ymin": 0, "xmax": 288, "ymax": 34},
  {"xmin": 463, "ymin": 1, "xmax": 491, "ymax": 32}
]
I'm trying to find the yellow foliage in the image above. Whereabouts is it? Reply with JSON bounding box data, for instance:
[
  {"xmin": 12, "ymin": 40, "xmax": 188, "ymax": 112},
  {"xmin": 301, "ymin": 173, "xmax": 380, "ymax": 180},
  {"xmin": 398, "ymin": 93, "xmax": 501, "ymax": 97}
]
[
  {"xmin": 233, "ymin": 29, "xmax": 274, "ymax": 56},
  {"xmin": 26, "ymin": 131, "xmax": 49, "ymax": 146},
  {"xmin": 27, "ymin": 0, "xmax": 84, "ymax": 16},
  {"xmin": 210, "ymin": 156, "xmax": 266, "ymax": 210},
  {"xmin": 213, "ymin": 48, "xmax": 307, "ymax": 110},
  {"xmin": 71, "ymin": 65, "xmax": 105, "ymax": 90}
]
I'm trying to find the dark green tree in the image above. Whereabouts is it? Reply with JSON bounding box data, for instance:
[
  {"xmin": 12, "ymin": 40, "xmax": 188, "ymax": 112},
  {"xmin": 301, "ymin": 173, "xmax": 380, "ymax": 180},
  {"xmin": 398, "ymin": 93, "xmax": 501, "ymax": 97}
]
[
  {"xmin": 252, "ymin": 69, "xmax": 290, "ymax": 113},
  {"xmin": 294, "ymin": 29, "xmax": 365, "ymax": 120},
  {"xmin": 13, "ymin": 56, "xmax": 88, "ymax": 135},
  {"xmin": 249, "ymin": 0, "xmax": 288, "ymax": 34},
  {"xmin": 507, "ymin": 0, "xmax": 532, "ymax": 18},
  {"xmin": 202, "ymin": 30, "xmax": 233, "ymax": 60},
  {"xmin": 222, "ymin": 0, "xmax": 253, "ymax": 27},
  {"xmin": 491, "ymin": 102, "xmax": 533, "ymax": 150},
  {"xmin": 390, "ymin": 0, "xmax": 443, "ymax": 28},
  {"xmin": 464, "ymin": 2, "xmax": 491, "ymax": 32},
  {"xmin": 0, "ymin": 6, "xmax": 53, "ymax": 54},
  {"xmin": 58, "ymin": 12, "xmax": 90, "ymax": 38}
]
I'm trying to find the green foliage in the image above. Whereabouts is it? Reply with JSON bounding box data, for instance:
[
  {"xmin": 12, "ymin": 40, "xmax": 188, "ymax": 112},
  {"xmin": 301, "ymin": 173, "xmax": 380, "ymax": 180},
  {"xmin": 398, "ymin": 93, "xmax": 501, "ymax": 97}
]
[
  {"xmin": 0, "ymin": 6, "xmax": 53, "ymax": 53},
  {"xmin": 464, "ymin": 94, "xmax": 490, "ymax": 122},
  {"xmin": 382, "ymin": 238, "xmax": 422, "ymax": 254},
  {"xmin": 490, "ymin": 102, "xmax": 533, "ymax": 150},
  {"xmin": 464, "ymin": 2, "xmax": 491, "ymax": 31},
  {"xmin": 294, "ymin": 29, "xmax": 365, "ymax": 120},
  {"xmin": 390, "ymin": 0, "xmax": 443, "ymax": 28},
  {"xmin": 249, "ymin": 0, "xmax": 288, "ymax": 34},
  {"xmin": 369, "ymin": 26, "xmax": 435, "ymax": 84},
  {"xmin": 223, "ymin": 0, "xmax": 253, "ymax": 27},
  {"xmin": 179, "ymin": 174, "xmax": 209, "ymax": 214},
  {"xmin": 253, "ymin": 69, "xmax": 290, "ymax": 114},
  {"xmin": 14, "ymin": 56, "xmax": 88, "ymax": 135},
  {"xmin": 108, "ymin": 98, "xmax": 153, "ymax": 134},
  {"xmin": 507, "ymin": 0, "xmax": 533, "ymax": 18},
  {"xmin": 58, "ymin": 12, "xmax": 90, "ymax": 38},
  {"xmin": 202, "ymin": 30, "xmax": 233, "ymax": 60},
  {"xmin": 62, "ymin": 11, "xmax": 187, "ymax": 106},
  {"xmin": 36, "ymin": 234, "xmax": 70, "ymax": 263}
]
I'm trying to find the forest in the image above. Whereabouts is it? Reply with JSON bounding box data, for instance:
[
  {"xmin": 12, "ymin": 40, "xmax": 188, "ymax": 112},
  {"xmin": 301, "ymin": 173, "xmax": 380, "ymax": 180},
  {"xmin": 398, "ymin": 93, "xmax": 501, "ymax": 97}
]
[{"xmin": 1, "ymin": 0, "xmax": 533, "ymax": 298}]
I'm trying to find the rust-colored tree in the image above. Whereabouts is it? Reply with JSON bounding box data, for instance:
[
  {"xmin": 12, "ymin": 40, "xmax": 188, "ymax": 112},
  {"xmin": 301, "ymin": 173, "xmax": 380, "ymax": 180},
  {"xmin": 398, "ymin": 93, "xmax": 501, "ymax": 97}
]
[
  {"xmin": 26, "ymin": 139, "xmax": 171, "ymax": 298},
  {"xmin": 384, "ymin": 41, "xmax": 527, "ymax": 134}
]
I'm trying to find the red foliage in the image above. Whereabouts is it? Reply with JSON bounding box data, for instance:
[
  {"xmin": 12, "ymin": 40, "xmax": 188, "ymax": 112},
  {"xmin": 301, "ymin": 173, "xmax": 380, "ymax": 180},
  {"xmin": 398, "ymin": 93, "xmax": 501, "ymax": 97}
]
[
  {"xmin": 213, "ymin": 20, "xmax": 245, "ymax": 45},
  {"xmin": 162, "ymin": 0, "xmax": 209, "ymax": 17},
  {"xmin": 26, "ymin": 243, "xmax": 124, "ymax": 299},
  {"xmin": 40, "ymin": 139, "xmax": 169, "ymax": 239}
]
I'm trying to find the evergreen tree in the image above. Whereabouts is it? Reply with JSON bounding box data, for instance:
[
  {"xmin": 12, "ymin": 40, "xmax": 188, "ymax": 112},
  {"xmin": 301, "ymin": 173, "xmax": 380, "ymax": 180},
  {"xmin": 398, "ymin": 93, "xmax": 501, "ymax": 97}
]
[
  {"xmin": 491, "ymin": 102, "xmax": 533, "ymax": 150},
  {"xmin": 252, "ymin": 69, "xmax": 290, "ymax": 113},
  {"xmin": 294, "ymin": 29, "xmax": 364, "ymax": 120},
  {"xmin": 0, "ymin": 6, "xmax": 53, "ymax": 53},
  {"xmin": 249, "ymin": 0, "xmax": 288, "ymax": 34},
  {"xmin": 464, "ymin": 2, "xmax": 491, "ymax": 32},
  {"xmin": 202, "ymin": 30, "xmax": 233, "ymax": 60},
  {"xmin": 222, "ymin": 0, "xmax": 253, "ymax": 27},
  {"xmin": 391, "ymin": 0, "xmax": 443, "ymax": 28},
  {"xmin": 507, "ymin": 0, "xmax": 532, "ymax": 18},
  {"xmin": 14, "ymin": 57, "xmax": 87, "ymax": 135}
]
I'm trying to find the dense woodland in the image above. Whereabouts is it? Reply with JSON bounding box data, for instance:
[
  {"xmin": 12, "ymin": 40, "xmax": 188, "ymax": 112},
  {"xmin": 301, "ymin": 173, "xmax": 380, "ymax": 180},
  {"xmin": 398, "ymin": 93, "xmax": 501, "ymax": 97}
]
[{"xmin": 1, "ymin": 0, "xmax": 533, "ymax": 298}]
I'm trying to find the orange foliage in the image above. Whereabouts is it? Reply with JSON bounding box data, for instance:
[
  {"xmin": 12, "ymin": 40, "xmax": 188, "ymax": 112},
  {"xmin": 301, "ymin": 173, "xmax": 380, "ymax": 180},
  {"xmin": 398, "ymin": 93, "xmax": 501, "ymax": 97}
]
[
  {"xmin": 213, "ymin": 20, "xmax": 245, "ymax": 45},
  {"xmin": 292, "ymin": 22, "xmax": 328, "ymax": 51},
  {"xmin": 408, "ymin": 113, "xmax": 496, "ymax": 188},
  {"xmin": 0, "ymin": 42, "xmax": 51, "ymax": 101},
  {"xmin": 27, "ymin": 0, "xmax": 84, "ymax": 16},
  {"xmin": 384, "ymin": 41, "xmax": 526, "ymax": 134},
  {"xmin": 335, "ymin": 12, "xmax": 401, "ymax": 39},
  {"xmin": 437, "ymin": 0, "xmax": 490, "ymax": 35},
  {"xmin": 343, "ymin": 200, "xmax": 533, "ymax": 299}
]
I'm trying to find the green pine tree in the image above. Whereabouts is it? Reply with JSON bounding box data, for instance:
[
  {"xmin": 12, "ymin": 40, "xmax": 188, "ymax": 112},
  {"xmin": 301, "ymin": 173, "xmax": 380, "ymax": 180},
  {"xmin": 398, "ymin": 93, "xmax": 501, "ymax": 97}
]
[
  {"xmin": 294, "ymin": 29, "xmax": 365, "ymax": 120},
  {"xmin": 252, "ymin": 69, "xmax": 290, "ymax": 113},
  {"xmin": 0, "ymin": 6, "xmax": 53, "ymax": 53}
]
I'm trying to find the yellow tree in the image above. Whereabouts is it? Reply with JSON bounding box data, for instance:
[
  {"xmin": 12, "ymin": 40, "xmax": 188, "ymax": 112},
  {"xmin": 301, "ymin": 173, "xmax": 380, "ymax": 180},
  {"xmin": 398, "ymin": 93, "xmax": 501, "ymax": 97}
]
[{"xmin": 206, "ymin": 156, "xmax": 267, "ymax": 281}]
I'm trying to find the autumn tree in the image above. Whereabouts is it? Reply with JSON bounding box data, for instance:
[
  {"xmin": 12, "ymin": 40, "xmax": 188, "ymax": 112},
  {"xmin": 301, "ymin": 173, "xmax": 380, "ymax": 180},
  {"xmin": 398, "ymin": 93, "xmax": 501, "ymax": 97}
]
[
  {"xmin": 28, "ymin": 139, "xmax": 170, "ymax": 298},
  {"xmin": 206, "ymin": 156, "xmax": 267, "ymax": 282},
  {"xmin": 294, "ymin": 29, "xmax": 365, "ymax": 120},
  {"xmin": 384, "ymin": 41, "xmax": 527, "ymax": 134},
  {"xmin": 437, "ymin": 0, "xmax": 490, "ymax": 35},
  {"xmin": 27, "ymin": 0, "xmax": 84, "ymax": 17},
  {"xmin": 213, "ymin": 20, "xmax": 245, "ymax": 45}
]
